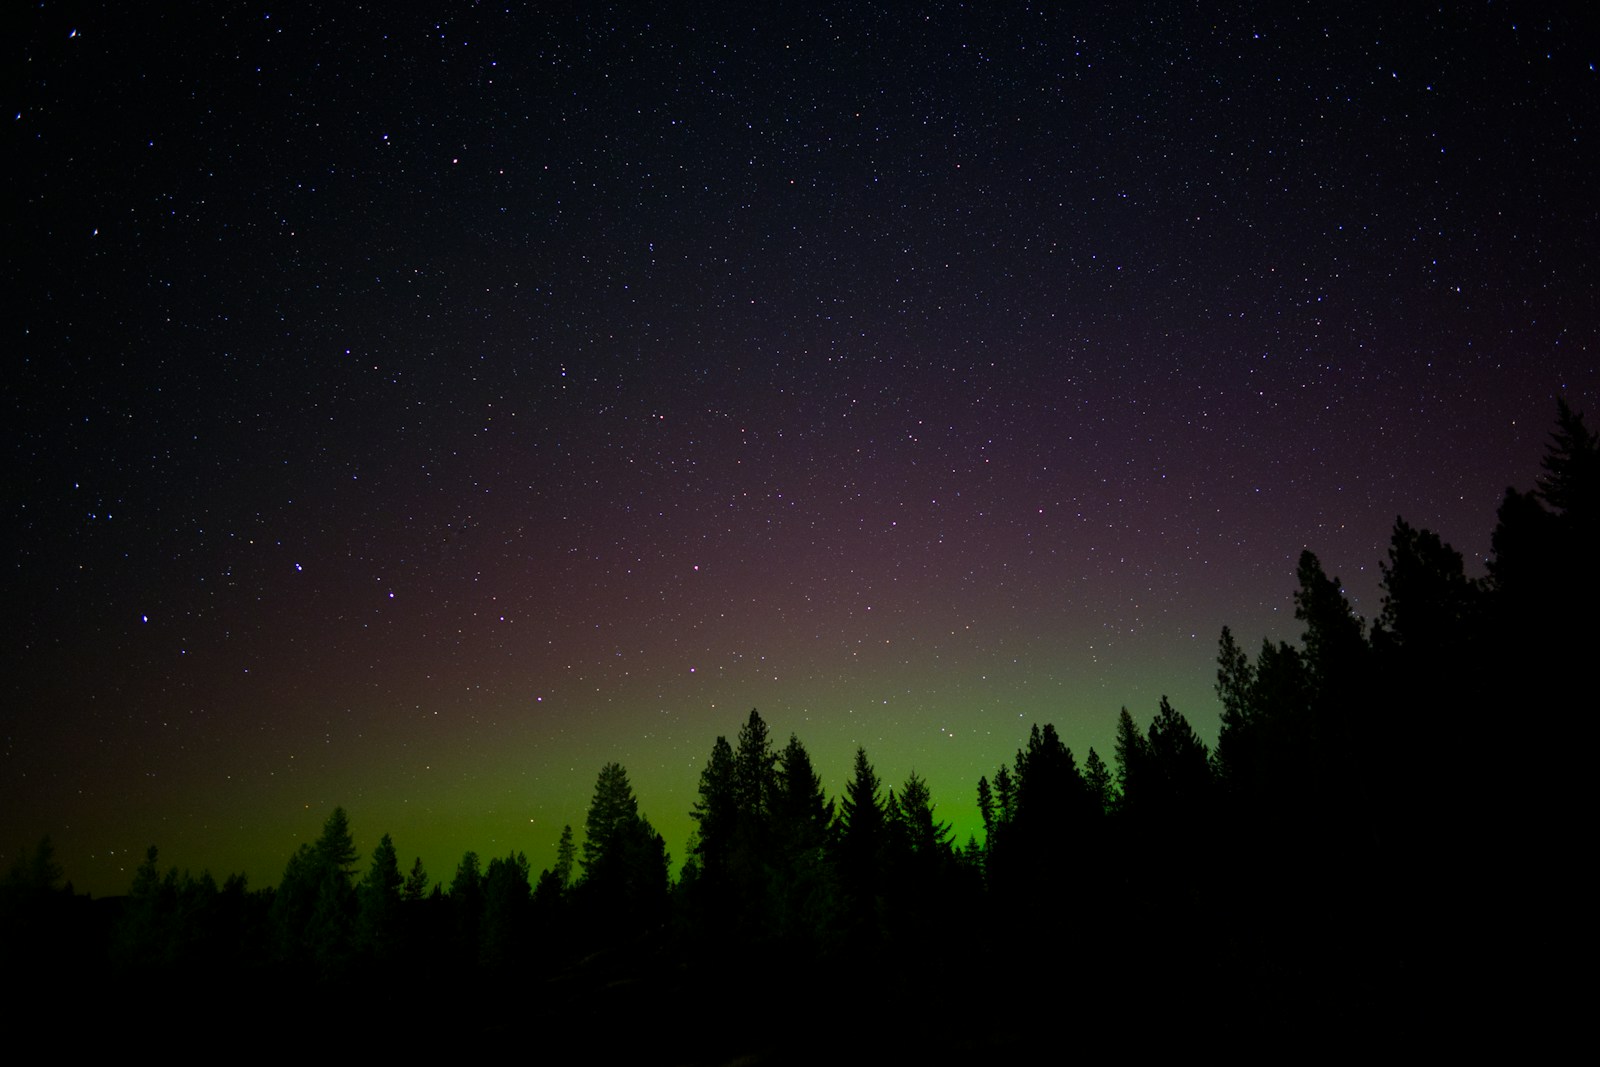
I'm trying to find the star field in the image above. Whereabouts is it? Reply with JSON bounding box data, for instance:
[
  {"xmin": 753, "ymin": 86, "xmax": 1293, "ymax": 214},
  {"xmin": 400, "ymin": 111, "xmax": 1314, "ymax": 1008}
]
[{"xmin": 7, "ymin": 2, "xmax": 1596, "ymax": 895}]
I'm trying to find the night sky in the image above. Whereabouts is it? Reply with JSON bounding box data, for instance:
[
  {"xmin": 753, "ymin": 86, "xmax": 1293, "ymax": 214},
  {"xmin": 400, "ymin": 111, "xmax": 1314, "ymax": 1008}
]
[{"xmin": 8, "ymin": 2, "xmax": 1596, "ymax": 897}]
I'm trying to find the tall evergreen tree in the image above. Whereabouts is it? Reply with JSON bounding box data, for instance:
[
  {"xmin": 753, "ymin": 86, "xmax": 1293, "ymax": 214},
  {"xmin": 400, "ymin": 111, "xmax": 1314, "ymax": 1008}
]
[
  {"xmin": 984, "ymin": 724, "xmax": 1094, "ymax": 930},
  {"xmin": 532, "ymin": 826, "xmax": 576, "ymax": 949},
  {"xmin": 401, "ymin": 856, "xmax": 429, "ymax": 902},
  {"xmin": 1292, "ymin": 550, "xmax": 1371, "ymax": 790},
  {"xmin": 690, "ymin": 736, "xmax": 737, "ymax": 882},
  {"xmin": 356, "ymin": 832, "xmax": 403, "ymax": 962},
  {"xmin": 1083, "ymin": 748, "xmax": 1113, "ymax": 815},
  {"xmin": 1484, "ymin": 401, "xmax": 1594, "ymax": 977},
  {"xmin": 552, "ymin": 824, "xmax": 576, "ymax": 891},
  {"xmin": 1490, "ymin": 402, "xmax": 1598, "ymax": 628},
  {"xmin": 450, "ymin": 851, "xmax": 483, "ymax": 898},
  {"xmin": 1213, "ymin": 626, "xmax": 1255, "ymax": 790},
  {"xmin": 443, "ymin": 851, "xmax": 484, "ymax": 965},
  {"xmin": 1145, "ymin": 696, "xmax": 1212, "ymax": 818},
  {"xmin": 1253, "ymin": 639, "xmax": 1309, "ymax": 740},
  {"xmin": 1536, "ymin": 397, "xmax": 1599, "ymax": 522},
  {"xmin": 992, "ymin": 764, "xmax": 1015, "ymax": 827},
  {"xmin": 480, "ymin": 852, "xmax": 531, "ymax": 967},
  {"xmin": 836, "ymin": 747, "xmax": 887, "ymax": 938},
  {"xmin": 769, "ymin": 733, "xmax": 838, "ymax": 945},
  {"xmin": 269, "ymin": 807, "xmax": 360, "ymax": 971},
  {"xmin": 1375, "ymin": 518, "xmax": 1478, "ymax": 657},
  {"xmin": 776, "ymin": 732, "xmax": 833, "ymax": 840},
  {"xmin": 582, "ymin": 763, "xmax": 641, "ymax": 878},
  {"xmin": 5, "ymin": 836, "xmax": 64, "ymax": 896},
  {"xmin": 896, "ymin": 772, "xmax": 951, "ymax": 857},
  {"xmin": 734, "ymin": 708, "xmax": 780, "ymax": 823},
  {"xmin": 1013, "ymin": 723, "xmax": 1088, "ymax": 828},
  {"xmin": 838, "ymin": 747, "xmax": 885, "ymax": 844},
  {"xmin": 1294, "ymin": 551, "xmax": 1367, "ymax": 698},
  {"xmin": 882, "ymin": 789, "xmax": 908, "ymax": 866},
  {"xmin": 577, "ymin": 763, "xmax": 669, "ymax": 939},
  {"xmin": 313, "ymin": 807, "xmax": 360, "ymax": 885},
  {"xmin": 1113, "ymin": 707, "xmax": 1148, "ymax": 813}
]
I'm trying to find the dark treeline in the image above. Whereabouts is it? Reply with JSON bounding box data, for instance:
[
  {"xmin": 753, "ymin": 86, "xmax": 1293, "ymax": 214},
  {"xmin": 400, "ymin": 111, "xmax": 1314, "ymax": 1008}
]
[{"xmin": 6, "ymin": 403, "xmax": 1590, "ymax": 1055}]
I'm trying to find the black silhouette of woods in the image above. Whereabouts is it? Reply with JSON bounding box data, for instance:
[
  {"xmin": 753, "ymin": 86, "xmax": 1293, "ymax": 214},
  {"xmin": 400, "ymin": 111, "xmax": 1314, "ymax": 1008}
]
[{"xmin": 15, "ymin": 401, "xmax": 1589, "ymax": 1049}]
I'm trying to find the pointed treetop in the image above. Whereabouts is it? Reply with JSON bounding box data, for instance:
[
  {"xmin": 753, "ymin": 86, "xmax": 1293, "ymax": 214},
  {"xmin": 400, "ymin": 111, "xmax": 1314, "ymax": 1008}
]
[
  {"xmin": 362, "ymin": 832, "xmax": 402, "ymax": 894},
  {"xmin": 1215, "ymin": 626, "xmax": 1255, "ymax": 730},
  {"xmin": 1294, "ymin": 550, "xmax": 1366, "ymax": 686},
  {"xmin": 777, "ymin": 732, "xmax": 833, "ymax": 829},
  {"xmin": 898, "ymin": 770, "xmax": 951, "ymax": 854},
  {"xmin": 735, "ymin": 708, "xmax": 779, "ymax": 819},
  {"xmin": 1537, "ymin": 398, "xmax": 1597, "ymax": 520},
  {"xmin": 1084, "ymin": 747, "xmax": 1113, "ymax": 814},
  {"xmin": 315, "ymin": 806, "xmax": 360, "ymax": 880},
  {"xmin": 582, "ymin": 762, "xmax": 642, "ymax": 875},
  {"xmin": 552, "ymin": 825, "xmax": 576, "ymax": 890},
  {"xmin": 839, "ymin": 746, "xmax": 884, "ymax": 834},
  {"xmin": 402, "ymin": 856, "xmax": 429, "ymax": 901},
  {"xmin": 1114, "ymin": 706, "xmax": 1147, "ymax": 796}
]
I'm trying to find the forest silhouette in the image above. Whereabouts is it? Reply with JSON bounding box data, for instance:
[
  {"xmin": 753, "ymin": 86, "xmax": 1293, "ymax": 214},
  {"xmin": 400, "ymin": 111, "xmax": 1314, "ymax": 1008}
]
[{"xmin": 5, "ymin": 402, "xmax": 1590, "ymax": 1057}]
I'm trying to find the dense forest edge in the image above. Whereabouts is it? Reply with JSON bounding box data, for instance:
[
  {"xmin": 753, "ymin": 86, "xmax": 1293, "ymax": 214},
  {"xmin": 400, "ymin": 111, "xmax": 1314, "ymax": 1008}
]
[{"xmin": 5, "ymin": 402, "xmax": 1592, "ymax": 1056}]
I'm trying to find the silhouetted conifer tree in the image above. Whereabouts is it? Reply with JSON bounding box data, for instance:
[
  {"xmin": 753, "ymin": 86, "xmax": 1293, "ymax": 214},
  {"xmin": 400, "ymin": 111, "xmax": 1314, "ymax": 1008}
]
[
  {"xmin": 976, "ymin": 775, "xmax": 994, "ymax": 839},
  {"xmin": 1293, "ymin": 552, "xmax": 1369, "ymax": 757},
  {"xmin": 1213, "ymin": 626, "xmax": 1255, "ymax": 793},
  {"xmin": 686, "ymin": 733, "xmax": 743, "ymax": 948},
  {"xmin": 769, "ymin": 733, "xmax": 837, "ymax": 948},
  {"xmin": 1488, "ymin": 402, "xmax": 1597, "ymax": 680},
  {"xmin": 1481, "ymin": 402, "xmax": 1596, "ymax": 987},
  {"xmin": 401, "ymin": 856, "xmax": 429, "ymax": 903},
  {"xmin": 1014, "ymin": 724, "xmax": 1090, "ymax": 828},
  {"xmin": 314, "ymin": 807, "xmax": 360, "ymax": 883},
  {"xmin": 1537, "ymin": 397, "xmax": 1598, "ymax": 524},
  {"xmin": 895, "ymin": 772, "xmax": 951, "ymax": 858},
  {"xmin": 532, "ymin": 826, "xmax": 576, "ymax": 959},
  {"xmin": 533, "ymin": 828, "xmax": 574, "ymax": 905},
  {"xmin": 776, "ymin": 734, "xmax": 833, "ymax": 844},
  {"xmin": 993, "ymin": 763, "xmax": 1015, "ymax": 826},
  {"xmin": 1113, "ymin": 708, "xmax": 1148, "ymax": 815},
  {"xmin": 552, "ymin": 824, "xmax": 576, "ymax": 890},
  {"xmin": 578, "ymin": 763, "xmax": 669, "ymax": 941},
  {"xmin": 1145, "ymin": 696, "xmax": 1211, "ymax": 818},
  {"xmin": 690, "ymin": 736, "xmax": 737, "ymax": 885},
  {"xmin": 5, "ymin": 836, "xmax": 63, "ymax": 896},
  {"xmin": 835, "ymin": 747, "xmax": 887, "ymax": 942},
  {"xmin": 582, "ymin": 764, "xmax": 639, "ymax": 876},
  {"xmin": 729, "ymin": 710, "xmax": 782, "ymax": 935},
  {"xmin": 983, "ymin": 725, "xmax": 1095, "ymax": 941},
  {"xmin": 356, "ymin": 832, "xmax": 403, "ymax": 962},
  {"xmin": 269, "ymin": 808, "xmax": 361, "ymax": 972},
  {"xmin": 734, "ymin": 708, "xmax": 780, "ymax": 825},
  {"xmin": 1374, "ymin": 518, "xmax": 1479, "ymax": 658},
  {"xmin": 1083, "ymin": 748, "xmax": 1113, "ymax": 815},
  {"xmin": 480, "ymin": 852, "xmax": 531, "ymax": 967}
]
